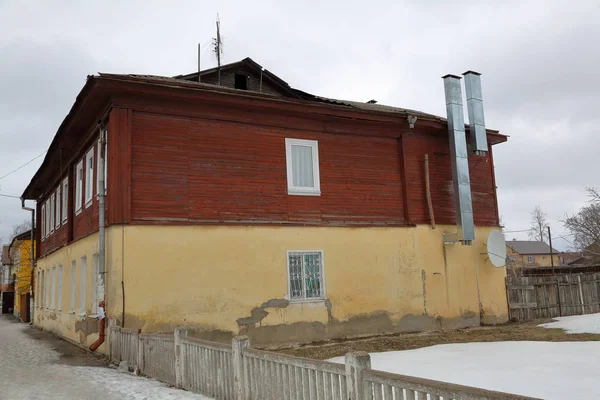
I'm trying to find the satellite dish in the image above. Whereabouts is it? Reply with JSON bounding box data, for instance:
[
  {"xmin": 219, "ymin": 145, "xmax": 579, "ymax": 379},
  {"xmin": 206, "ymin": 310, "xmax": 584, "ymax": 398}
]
[{"xmin": 487, "ymin": 230, "xmax": 506, "ymax": 267}]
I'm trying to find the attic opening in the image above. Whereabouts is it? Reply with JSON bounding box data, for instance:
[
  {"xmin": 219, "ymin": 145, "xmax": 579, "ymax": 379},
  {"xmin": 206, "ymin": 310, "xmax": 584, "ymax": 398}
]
[{"xmin": 235, "ymin": 74, "xmax": 248, "ymax": 90}]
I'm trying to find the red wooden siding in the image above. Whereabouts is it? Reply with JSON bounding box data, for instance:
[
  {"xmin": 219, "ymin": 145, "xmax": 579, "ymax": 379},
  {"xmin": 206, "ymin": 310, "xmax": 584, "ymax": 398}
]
[
  {"xmin": 38, "ymin": 139, "xmax": 106, "ymax": 257},
  {"xmin": 106, "ymin": 107, "xmax": 132, "ymax": 225},
  {"xmin": 402, "ymin": 131, "xmax": 499, "ymax": 227},
  {"xmin": 130, "ymin": 112, "xmax": 406, "ymax": 226}
]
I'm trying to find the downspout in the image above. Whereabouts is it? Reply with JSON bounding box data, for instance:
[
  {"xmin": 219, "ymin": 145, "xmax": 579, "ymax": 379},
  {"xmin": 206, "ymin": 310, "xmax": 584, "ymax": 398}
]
[
  {"xmin": 21, "ymin": 199, "xmax": 35, "ymax": 323},
  {"xmin": 90, "ymin": 122, "xmax": 106, "ymax": 352}
]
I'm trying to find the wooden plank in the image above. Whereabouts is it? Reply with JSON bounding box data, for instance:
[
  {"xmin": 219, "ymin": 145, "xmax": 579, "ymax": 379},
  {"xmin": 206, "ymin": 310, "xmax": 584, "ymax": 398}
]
[
  {"xmin": 509, "ymin": 285, "xmax": 535, "ymax": 290},
  {"xmin": 509, "ymin": 302, "xmax": 537, "ymax": 310}
]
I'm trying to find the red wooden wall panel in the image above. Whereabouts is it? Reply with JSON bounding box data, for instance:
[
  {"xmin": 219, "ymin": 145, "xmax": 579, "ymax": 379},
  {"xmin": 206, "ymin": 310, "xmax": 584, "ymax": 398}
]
[
  {"xmin": 130, "ymin": 112, "xmax": 406, "ymax": 226},
  {"xmin": 402, "ymin": 131, "xmax": 499, "ymax": 227}
]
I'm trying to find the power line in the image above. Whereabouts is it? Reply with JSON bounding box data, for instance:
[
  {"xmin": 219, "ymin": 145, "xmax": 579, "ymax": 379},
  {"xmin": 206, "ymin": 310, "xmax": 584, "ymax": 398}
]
[
  {"xmin": 0, "ymin": 193, "xmax": 21, "ymax": 199},
  {"xmin": 0, "ymin": 151, "xmax": 47, "ymax": 181}
]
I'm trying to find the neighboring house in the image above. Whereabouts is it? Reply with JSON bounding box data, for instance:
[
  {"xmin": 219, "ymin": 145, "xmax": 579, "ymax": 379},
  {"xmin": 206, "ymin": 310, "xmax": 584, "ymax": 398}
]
[
  {"xmin": 8, "ymin": 230, "xmax": 35, "ymax": 322},
  {"xmin": 558, "ymin": 252, "xmax": 584, "ymax": 266},
  {"xmin": 506, "ymin": 240, "xmax": 560, "ymax": 271},
  {"xmin": 22, "ymin": 57, "xmax": 509, "ymax": 352},
  {"xmin": 0, "ymin": 245, "xmax": 15, "ymax": 314}
]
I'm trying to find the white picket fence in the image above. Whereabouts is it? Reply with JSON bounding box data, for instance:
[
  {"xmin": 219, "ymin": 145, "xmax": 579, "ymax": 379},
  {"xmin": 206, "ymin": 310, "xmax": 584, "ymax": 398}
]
[{"xmin": 109, "ymin": 325, "xmax": 539, "ymax": 400}]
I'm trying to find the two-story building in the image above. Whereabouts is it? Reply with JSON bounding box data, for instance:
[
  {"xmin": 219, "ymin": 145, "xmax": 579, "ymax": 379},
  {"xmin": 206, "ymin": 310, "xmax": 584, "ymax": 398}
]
[
  {"xmin": 23, "ymin": 58, "xmax": 509, "ymax": 352},
  {"xmin": 8, "ymin": 230, "xmax": 35, "ymax": 322},
  {"xmin": 0, "ymin": 245, "xmax": 15, "ymax": 314},
  {"xmin": 506, "ymin": 240, "xmax": 560, "ymax": 273}
]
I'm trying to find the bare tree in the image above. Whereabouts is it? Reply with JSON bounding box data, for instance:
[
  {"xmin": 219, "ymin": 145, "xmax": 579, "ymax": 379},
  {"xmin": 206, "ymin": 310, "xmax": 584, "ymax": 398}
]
[
  {"xmin": 529, "ymin": 205, "xmax": 548, "ymax": 243},
  {"xmin": 11, "ymin": 219, "xmax": 32, "ymax": 238},
  {"xmin": 563, "ymin": 187, "xmax": 600, "ymax": 260}
]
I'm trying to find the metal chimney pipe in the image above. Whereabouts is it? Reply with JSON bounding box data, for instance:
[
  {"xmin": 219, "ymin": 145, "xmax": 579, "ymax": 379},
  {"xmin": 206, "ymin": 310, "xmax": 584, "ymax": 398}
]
[
  {"xmin": 443, "ymin": 74, "xmax": 475, "ymax": 244},
  {"xmin": 462, "ymin": 71, "xmax": 488, "ymax": 156}
]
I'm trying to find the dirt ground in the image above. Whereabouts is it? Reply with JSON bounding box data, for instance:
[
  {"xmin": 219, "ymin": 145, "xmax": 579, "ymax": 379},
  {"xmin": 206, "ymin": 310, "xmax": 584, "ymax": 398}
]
[{"xmin": 277, "ymin": 319, "xmax": 600, "ymax": 360}]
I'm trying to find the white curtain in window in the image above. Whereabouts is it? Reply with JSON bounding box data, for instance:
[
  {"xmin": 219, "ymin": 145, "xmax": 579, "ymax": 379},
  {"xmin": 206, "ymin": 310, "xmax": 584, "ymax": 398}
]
[{"xmin": 291, "ymin": 145, "xmax": 314, "ymax": 188}]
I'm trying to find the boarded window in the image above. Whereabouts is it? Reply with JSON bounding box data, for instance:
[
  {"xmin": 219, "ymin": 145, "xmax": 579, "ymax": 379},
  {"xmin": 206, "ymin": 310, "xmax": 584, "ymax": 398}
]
[
  {"xmin": 79, "ymin": 256, "xmax": 87, "ymax": 315},
  {"xmin": 51, "ymin": 266, "xmax": 56, "ymax": 310},
  {"xmin": 70, "ymin": 261, "xmax": 76, "ymax": 313},
  {"xmin": 287, "ymin": 251, "xmax": 324, "ymax": 301},
  {"xmin": 57, "ymin": 265, "xmax": 63, "ymax": 312}
]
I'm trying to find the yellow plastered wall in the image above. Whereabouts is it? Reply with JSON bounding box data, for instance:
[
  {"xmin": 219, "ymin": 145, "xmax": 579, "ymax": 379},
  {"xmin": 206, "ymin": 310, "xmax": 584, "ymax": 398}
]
[
  {"xmin": 34, "ymin": 233, "xmax": 105, "ymax": 353},
  {"xmin": 105, "ymin": 224, "xmax": 507, "ymax": 343}
]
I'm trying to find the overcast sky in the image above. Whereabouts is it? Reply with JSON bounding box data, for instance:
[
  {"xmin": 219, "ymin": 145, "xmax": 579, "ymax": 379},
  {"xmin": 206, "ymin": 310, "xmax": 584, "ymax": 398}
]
[{"xmin": 1, "ymin": 0, "xmax": 599, "ymax": 250}]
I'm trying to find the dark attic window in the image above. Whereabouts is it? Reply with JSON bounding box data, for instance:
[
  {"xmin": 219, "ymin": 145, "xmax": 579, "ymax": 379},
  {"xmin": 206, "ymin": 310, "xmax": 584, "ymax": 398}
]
[{"xmin": 234, "ymin": 73, "xmax": 248, "ymax": 90}]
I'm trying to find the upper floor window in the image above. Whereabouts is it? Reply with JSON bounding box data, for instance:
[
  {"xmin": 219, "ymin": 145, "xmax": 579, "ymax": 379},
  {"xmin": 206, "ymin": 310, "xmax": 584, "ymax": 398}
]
[
  {"xmin": 55, "ymin": 186, "xmax": 61, "ymax": 230},
  {"xmin": 285, "ymin": 138, "xmax": 320, "ymax": 196},
  {"xmin": 96, "ymin": 136, "xmax": 107, "ymax": 197},
  {"xmin": 527, "ymin": 255, "xmax": 535, "ymax": 263},
  {"xmin": 41, "ymin": 204, "xmax": 46, "ymax": 240},
  {"xmin": 61, "ymin": 178, "xmax": 68, "ymax": 224},
  {"xmin": 75, "ymin": 160, "xmax": 83, "ymax": 214},
  {"xmin": 49, "ymin": 194, "xmax": 55, "ymax": 234},
  {"xmin": 45, "ymin": 199, "xmax": 50, "ymax": 237},
  {"xmin": 85, "ymin": 148, "xmax": 94, "ymax": 207},
  {"xmin": 287, "ymin": 250, "xmax": 325, "ymax": 301}
]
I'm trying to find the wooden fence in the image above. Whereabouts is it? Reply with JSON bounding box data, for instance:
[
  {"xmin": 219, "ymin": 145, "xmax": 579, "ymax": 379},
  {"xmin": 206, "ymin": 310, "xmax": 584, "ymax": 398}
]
[
  {"xmin": 506, "ymin": 272, "xmax": 600, "ymax": 320},
  {"xmin": 109, "ymin": 327, "xmax": 539, "ymax": 400}
]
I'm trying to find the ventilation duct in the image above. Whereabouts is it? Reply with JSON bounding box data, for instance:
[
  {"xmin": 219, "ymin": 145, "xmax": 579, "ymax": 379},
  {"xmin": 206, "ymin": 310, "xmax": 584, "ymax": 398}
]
[
  {"xmin": 443, "ymin": 74, "xmax": 475, "ymax": 244},
  {"xmin": 463, "ymin": 71, "xmax": 488, "ymax": 156}
]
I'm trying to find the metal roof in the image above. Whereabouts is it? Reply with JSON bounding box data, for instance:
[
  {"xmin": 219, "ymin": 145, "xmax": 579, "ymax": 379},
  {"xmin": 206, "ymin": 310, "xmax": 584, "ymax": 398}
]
[{"xmin": 507, "ymin": 240, "xmax": 559, "ymax": 255}]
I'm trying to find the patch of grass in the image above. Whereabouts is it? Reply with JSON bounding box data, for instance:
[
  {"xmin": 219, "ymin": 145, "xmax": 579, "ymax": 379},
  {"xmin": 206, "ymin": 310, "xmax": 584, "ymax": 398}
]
[{"xmin": 277, "ymin": 320, "xmax": 600, "ymax": 360}]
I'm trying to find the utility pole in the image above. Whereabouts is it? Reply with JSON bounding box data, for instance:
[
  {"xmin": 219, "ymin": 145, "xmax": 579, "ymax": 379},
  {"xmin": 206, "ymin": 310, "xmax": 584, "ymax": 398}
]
[
  {"xmin": 548, "ymin": 226, "xmax": 554, "ymax": 275},
  {"xmin": 214, "ymin": 14, "xmax": 222, "ymax": 86},
  {"xmin": 197, "ymin": 43, "xmax": 201, "ymax": 83}
]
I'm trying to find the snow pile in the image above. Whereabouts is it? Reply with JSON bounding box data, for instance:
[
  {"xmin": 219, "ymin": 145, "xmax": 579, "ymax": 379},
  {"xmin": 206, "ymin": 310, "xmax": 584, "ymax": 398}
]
[
  {"xmin": 330, "ymin": 341, "xmax": 600, "ymax": 399},
  {"xmin": 538, "ymin": 312, "xmax": 600, "ymax": 334}
]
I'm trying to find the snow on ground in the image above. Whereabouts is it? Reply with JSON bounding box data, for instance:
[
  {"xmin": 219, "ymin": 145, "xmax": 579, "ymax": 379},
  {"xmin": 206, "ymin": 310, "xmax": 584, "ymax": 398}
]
[
  {"xmin": 330, "ymin": 341, "xmax": 600, "ymax": 399},
  {"xmin": 538, "ymin": 312, "xmax": 600, "ymax": 334},
  {"xmin": 0, "ymin": 315, "xmax": 212, "ymax": 400}
]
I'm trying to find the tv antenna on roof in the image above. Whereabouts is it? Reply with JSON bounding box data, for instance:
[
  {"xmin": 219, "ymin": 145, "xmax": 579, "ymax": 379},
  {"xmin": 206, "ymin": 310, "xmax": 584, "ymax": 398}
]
[{"xmin": 212, "ymin": 13, "xmax": 223, "ymax": 85}]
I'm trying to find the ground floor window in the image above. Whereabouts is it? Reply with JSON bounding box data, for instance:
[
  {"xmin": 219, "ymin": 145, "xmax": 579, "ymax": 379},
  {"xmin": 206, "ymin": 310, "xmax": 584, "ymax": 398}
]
[{"xmin": 287, "ymin": 250, "xmax": 324, "ymax": 301}]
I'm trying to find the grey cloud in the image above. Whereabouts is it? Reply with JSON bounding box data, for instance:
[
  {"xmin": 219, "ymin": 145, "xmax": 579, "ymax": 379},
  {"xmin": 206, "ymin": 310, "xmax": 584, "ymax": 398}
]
[{"xmin": 0, "ymin": 0, "xmax": 598, "ymax": 251}]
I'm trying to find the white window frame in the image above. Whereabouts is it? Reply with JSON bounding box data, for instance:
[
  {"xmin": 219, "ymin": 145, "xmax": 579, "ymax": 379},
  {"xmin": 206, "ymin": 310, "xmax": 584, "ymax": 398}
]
[
  {"xmin": 97, "ymin": 137, "xmax": 107, "ymax": 198},
  {"xmin": 70, "ymin": 261, "xmax": 76, "ymax": 313},
  {"xmin": 62, "ymin": 178, "xmax": 68, "ymax": 224},
  {"xmin": 75, "ymin": 160, "xmax": 83, "ymax": 214},
  {"xmin": 57, "ymin": 265, "xmax": 63, "ymax": 312},
  {"xmin": 286, "ymin": 250, "xmax": 325, "ymax": 302},
  {"xmin": 285, "ymin": 138, "xmax": 321, "ymax": 196},
  {"xmin": 45, "ymin": 200, "xmax": 51, "ymax": 237},
  {"xmin": 79, "ymin": 256, "xmax": 87, "ymax": 317},
  {"xmin": 51, "ymin": 266, "xmax": 56, "ymax": 310},
  {"xmin": 41, "ymin": 204, "xmax": 46, "ymax": 240},
  {"xmin": 527, "ymin": 255, "xmax": 535, "ymax": 263},
  {"xmin": 50, "ymin": 194, "xmax": 55, "ymax": 233},
  {"xmin": 85, "ymin": 148, "xmax": 94, "ymax": 207},
  {"xmin": 55, "ymin": 186, "xmax": 61, "ymax": 230}
]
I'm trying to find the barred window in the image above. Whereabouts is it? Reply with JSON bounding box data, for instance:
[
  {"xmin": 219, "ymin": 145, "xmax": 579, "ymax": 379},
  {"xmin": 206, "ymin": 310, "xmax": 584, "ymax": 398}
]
[{"xmin": 287, "ymin": 251, "xmax": 324, "ymax": 300}]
